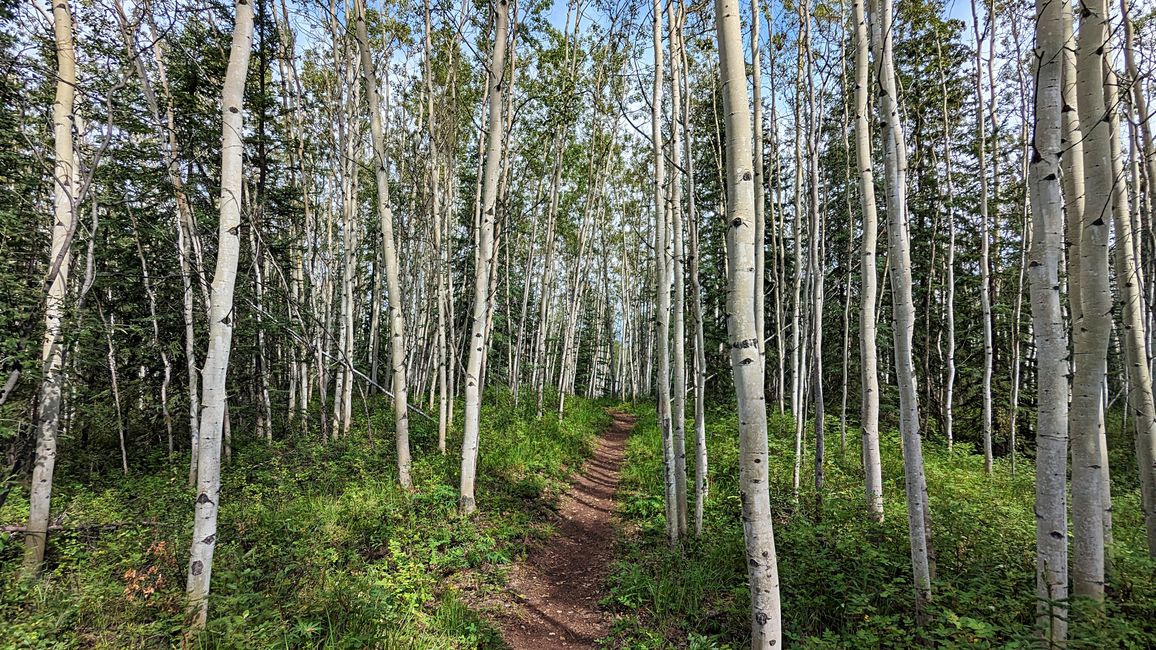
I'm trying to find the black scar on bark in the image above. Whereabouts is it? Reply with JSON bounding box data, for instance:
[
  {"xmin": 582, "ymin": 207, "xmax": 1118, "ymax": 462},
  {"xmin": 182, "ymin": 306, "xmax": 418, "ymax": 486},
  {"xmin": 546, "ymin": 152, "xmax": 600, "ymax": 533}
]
[
  {"xmin": 196, "ymin": 492, "xmax": 213, "ymax": 505},
  {"xmin": 191, "ymin": 560, "xmax": 203, "ymax": 575},
  {"xmin": 202, "ymin": 534, "xmax": 216, "ymax": 544}
]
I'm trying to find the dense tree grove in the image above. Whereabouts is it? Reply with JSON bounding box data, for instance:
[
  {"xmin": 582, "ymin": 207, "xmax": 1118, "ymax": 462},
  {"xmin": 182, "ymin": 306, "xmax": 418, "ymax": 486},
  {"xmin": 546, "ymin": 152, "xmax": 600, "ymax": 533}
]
[{"xmin": 2, "ymin": 0, "xmax": 1156, "ymax": 645}]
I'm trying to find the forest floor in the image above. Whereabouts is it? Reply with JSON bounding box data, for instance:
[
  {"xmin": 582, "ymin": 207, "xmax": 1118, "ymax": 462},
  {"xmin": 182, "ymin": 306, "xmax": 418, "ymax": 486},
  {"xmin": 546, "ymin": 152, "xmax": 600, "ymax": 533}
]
[{"xmin": 488, "ymin": 410, "xmax": 633, "ymax": 649}]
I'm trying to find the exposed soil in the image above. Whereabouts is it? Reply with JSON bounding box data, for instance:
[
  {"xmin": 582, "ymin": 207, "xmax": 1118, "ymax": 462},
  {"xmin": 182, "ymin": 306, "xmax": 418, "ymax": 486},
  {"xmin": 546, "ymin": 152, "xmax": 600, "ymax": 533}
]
[{"xmin": 494, "ymin": 411, "xmax": 634, "ymax": 649}]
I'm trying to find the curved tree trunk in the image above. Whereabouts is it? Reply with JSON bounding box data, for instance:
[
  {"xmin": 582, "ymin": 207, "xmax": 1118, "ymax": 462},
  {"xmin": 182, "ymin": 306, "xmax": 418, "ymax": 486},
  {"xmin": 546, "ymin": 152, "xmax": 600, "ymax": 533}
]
[
  {"xmin": 1105, "ymin": 61, "xmax": 1156, "ymax": 558},
  {"xmin": 24, "ymin": 0, "xmax": 77, "ymax": 575},
  {"xmin": 186, "ymin": 0, "xmax": 253, "ymax": 627},
  {"xmin": 852, "ymin": 0, "xmax": 883, "ymax": 522},
  {"xmin": 870, "ymin": 0, "xmax": 933, "ymax": 613},
  {"xmin": 355, "ymin": 0, "xmax": 412, "ymax": 488}
]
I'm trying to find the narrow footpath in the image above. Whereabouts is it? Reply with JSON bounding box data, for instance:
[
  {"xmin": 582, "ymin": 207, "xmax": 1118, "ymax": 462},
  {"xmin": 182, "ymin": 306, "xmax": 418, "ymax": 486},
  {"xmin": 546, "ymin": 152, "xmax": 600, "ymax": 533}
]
[{"xmin": 495, "ymin": 411, "xmax": 634, "ymax": 649}]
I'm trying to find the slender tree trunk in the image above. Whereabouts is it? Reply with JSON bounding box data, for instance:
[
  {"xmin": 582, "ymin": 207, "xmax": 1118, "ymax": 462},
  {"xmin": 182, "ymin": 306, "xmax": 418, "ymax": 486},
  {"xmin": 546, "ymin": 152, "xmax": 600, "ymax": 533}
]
[
  {"xmin": 355, "ymin": 0, "xmax": 412, "ymax": 487},
  {"xmin": 870, "ymin": 0, "xmax": 932, "ymax": 612},
  {"xmin": 1027, "ymin": 0, "xmax": 1070, "ymax": 638},
  {"xmin": 459, "ymin": 0, "xmax": 509, "ymax": 514},
  {"xmin": 186, "ymin": 0, "xmax": 253, "ymax": 626},
  {"xmin": 934, "ymin": 33, "xmax": 957, "ymax": 452},
  {"xmin": 1105, "ymin": 61, "xmax": 1156, "ymax": 557},
  {"xmin": 669, "ymin": 0, "xmax": 689, "ymax": 538},
  {"xmin": 715, "ymin": 0, "xmax": 782, "ymax": 645},
  {"xmin": 24, "ymin": 0, "xmax": 77, "ymax": 575},
  {"xmin": 684, "ymin": 0, "xmax": 708, "ymax": 538},
  {"xmin": 971, "ymin": 0, "xmax": 995, "ymax": 475},
  {"xmin": 1071, "ymin": 0, "xmax": 1113, "ymax": 602},
  {"xmin": 651, "ymin": 0, "xmax": 677, "ymax": 545},
  {"xmin": 853, "ymin": 0, "xmax": 883, "ymax": 521},
  {"xmin": 802, "ymin": 0, "xmax": 824, "ymax": 504},
  {"xmin": 751, "ymin": 0, "xmax": 765, "ymax": 361},
  {"xmin": 99, "ymin": 301, "xmax": 129, "ymax": 475}
]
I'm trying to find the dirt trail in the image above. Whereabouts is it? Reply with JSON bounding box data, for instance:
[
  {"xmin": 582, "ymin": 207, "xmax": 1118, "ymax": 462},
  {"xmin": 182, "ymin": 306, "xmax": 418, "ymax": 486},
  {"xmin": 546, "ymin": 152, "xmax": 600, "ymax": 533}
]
[{"xmin": 495, "ymin": 411, "xmax": 634, "ymax": 649}]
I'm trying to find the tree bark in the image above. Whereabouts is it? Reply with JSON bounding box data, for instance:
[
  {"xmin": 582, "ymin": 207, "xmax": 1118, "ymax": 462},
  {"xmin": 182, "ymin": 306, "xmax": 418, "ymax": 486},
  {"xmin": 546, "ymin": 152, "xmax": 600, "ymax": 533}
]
[
  {"xmin": 971, "ymin": 0, "xmax": 995, "ymax": 475},
  {"xmin": 715, "ymin": 0, "xmax": 782, "ymax": 644},
  {"xmin": 1027, "ymin": 0, "xmax": 1070, "ymax": 638},
  {"xmin": 1105, "ymin": 60, "xmax": 1156, "ymax": 557},
  {"xmin": 870, "ymin": 0, "xmax": 933, "ymax": 612},
  {"xmin": 186, "ymin": 0, "xmax": 253, "ymax": 626},
  {"xmin": 1071, "ymin": 0, "xmax": 1113, "ymax": 602},
  {"xmin": 459, "ymin": 0, "xmax": 509, "ymax": 514},
  {"xmin": 355, "ymin": 0, "xmax": 412, "ymax": 488},
  {"xmin": 24, "ymin": 0, "xmax": 77, "ymax": 575},
  {"xmin": 853, "ymin": 0, "xmax": 883, "ymax": 522}
]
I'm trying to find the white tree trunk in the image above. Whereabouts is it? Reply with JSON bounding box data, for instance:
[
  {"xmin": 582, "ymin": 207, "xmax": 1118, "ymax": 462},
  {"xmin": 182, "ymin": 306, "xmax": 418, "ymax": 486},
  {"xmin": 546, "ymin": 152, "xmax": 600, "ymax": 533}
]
[
  {"xmin": 355, "ymin": 0, "xmax": 412, "ymax": 487},
  {"xmin": 186, "ymin": 0, "xmax": 253, "ymax": 625},
  {"xmin": 1027, "ymin": 0, "xmax": 1070, "ymax": 638},
  {"xmin": 970, "ymin": 0, "xmax": 995, "ymax": 475},
  {"xmin": 715, "ymin": 0, "xmax": 782, "ymax": 645},
  {"xmin": 852, "ymin": 0, "xmax": 883, "ymax": 521},
  {"xmin": 650, "ymin": 0, "xmax": 677, "ymax": 545},
  {"xmin": 1071, "ymin": 0, "xmax": 1112, "ymax": 602},
  {"xmin": 24, "ymin": 0, "xmax": 77, "ymax": 574},
  {"xmin": 459, "ymin": 0, "xmax": 509, "ymax": 514},
  {"xmin": 870, "ymin": 0, "xmax": 933, "ymax": 611},
  {"xmin": 1105, "ymin": 62, "xmax": 1156, "ymax": 557},
  {"xmin": 669, "ymin": 0, "xmax": 689, "ymax": 539}
]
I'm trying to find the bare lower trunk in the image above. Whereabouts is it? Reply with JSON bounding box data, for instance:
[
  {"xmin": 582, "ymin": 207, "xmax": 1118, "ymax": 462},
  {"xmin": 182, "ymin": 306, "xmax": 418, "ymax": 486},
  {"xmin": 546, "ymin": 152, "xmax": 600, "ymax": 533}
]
[
  {"xmin": 24, "ymin": 0, "xmax": 77, "ymax": 575},
  {"xmin": 186, "ymin": 0, "xmax": 253, "ymax": 626},
  {"xmin": 1027, "ymin": 0, "xmax": 1070, "ymax": 638},
  {"xmin": 669, "ymin": 1, "xmax": 689, "ymax": 539},
  {"xmin": 853, "ymin": 0, "xmax": 883, "ymax": 521},
  {"xmin": 355, "ymin": 0, "xmax": 411, "ymax": 487},
  {"xmin": 715, "ymin": 0, "xmax": 782, "ymax": 645},
  {"xmin": 1071, "ymin": 0, "xmax": 1112, "ymax": 602},
  {"xmin": 459, "ymin": 0, "xmax": 509, "ymax": 514},
  {"xmin": 870, "ymin": 0, "xmax": 932, "ymax": 612},
  {"xmin": 971, "ymin": 0, "xmax": 994, "ymax": 475},
  {"xmin": 1105, "ymin": 62, "xmax": 1156, "ymax": 557}
]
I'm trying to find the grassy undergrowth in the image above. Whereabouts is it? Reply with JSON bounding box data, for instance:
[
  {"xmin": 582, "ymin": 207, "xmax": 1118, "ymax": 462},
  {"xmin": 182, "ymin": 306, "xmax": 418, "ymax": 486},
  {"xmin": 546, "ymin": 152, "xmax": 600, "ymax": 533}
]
[
  {"xmin": 0, "ymin": 389, "xmax": 610, "ymax": 649},
  {"xmin": 607, "ymin": 405, "xmax": 1156, "ymax": 648}
]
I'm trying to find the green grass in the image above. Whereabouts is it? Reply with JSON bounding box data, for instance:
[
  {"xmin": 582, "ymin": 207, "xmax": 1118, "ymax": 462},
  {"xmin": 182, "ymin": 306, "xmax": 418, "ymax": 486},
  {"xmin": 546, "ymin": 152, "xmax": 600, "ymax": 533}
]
[
  {"xmin": 0, "ymin": 389, "xmax": 610, "ymax": 649},
  {"xmin": 607, "ymin": 404, "xmax": 1156, "ymax": 648}
]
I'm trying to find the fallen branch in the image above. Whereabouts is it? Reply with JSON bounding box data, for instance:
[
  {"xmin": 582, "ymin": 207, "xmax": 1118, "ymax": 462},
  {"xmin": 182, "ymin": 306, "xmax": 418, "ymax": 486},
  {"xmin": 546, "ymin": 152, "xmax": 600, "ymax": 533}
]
[{"xmin": 1, "ymin": 521, "xmax": 154, "ymax": 535}]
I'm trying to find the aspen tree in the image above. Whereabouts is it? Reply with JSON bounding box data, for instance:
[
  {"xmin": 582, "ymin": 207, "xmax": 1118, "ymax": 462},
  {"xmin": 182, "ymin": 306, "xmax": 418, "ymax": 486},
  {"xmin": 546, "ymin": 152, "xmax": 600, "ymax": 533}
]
[
  {"xmin": 681, "ymin": 0, "xmax": 708, "ymax": 535},
  {"xmin": 355, "ymin": 0, "xmax": 412, "ymax": 488},
  {"xmin": 869, "ymin": 0, "xmax": 933, "ymax": 610},
  {"xmin": 715, "ymin": 0, "xmax": 782, "ymax": 644},
  {"xmin": 186, "ymin": 0, "xmax": 253, "ymax": 626},
  {"xmin": 751, "ymin": 0, "xmax": 765, "ymax": 361},
  {"xmin": 459, "ymin": 0, "xmax": 509, "ymax": 514},
  {"xmin": 651, "ymin": 0, "xmax": 677, "ymax": 544},
  {"xmin": 802, "ymin": 0, "xmax": 824, "ymax": 502},
  {"xmin": 852, "ymin": 0, "xmax": 883, "ymax": 521},
  {"xmin": 24, "ymin": 0, "xmax": 77, "ymax": 574},
  {"xmin": 1105, "ymin": 60, "xmax": 1156, "ymax": 557},
  {"xmin": 668, "ymin": 0, "xmax": 688, "ymax": 537},
  {"xmin": 1071, "ymin": 0, "xmax": 1112, "ymax": 603},
  {"xmin": 933, "ymin": 32, "xmax": 957, "ymax": 452},
  {"xmin": 970, "ymin": 0, "xmax": 995, "ymax": 475},
  {"xmin": 1027, "ymin": 0, "xmax": 1070, "ymax": 637}
]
